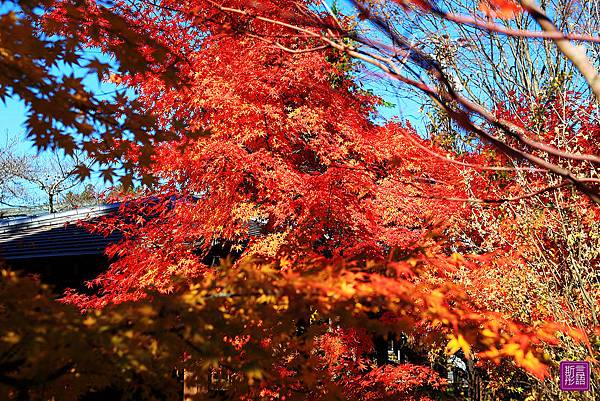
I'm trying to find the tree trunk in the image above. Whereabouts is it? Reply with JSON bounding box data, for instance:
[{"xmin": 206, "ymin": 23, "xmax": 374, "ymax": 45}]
[{"xmin": 48, "ymin": 193, "xmax": 54, "ymax": 213}]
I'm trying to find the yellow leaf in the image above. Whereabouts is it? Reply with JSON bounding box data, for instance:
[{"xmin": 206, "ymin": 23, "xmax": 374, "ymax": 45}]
[
  {"xmin": 517, "ymin": 350, "xmax": 549, "ymax": 380},
  {"xmin": 2, "ymin": 331, "xmax": 21, "ymax": 344},
  {"xmin": 279, "ymin": 256, "xmax": 291, "ymax": 269},
  {"xmin": 445, "ymin": 334, "xmax": 471, "ymax": 356},
  {"xmin": 481, "ymin": 329, "xmax": 497, "ymax": 338},
  {"xmin": 501, "ymin": 343, "xmax": 521, "ymax": 356},
  {"xmin": 245, "ymin": 367, "xmax": 264, "ymax": 384}
]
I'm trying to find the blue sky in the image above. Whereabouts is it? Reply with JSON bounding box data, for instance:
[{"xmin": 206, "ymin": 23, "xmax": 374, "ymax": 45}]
[{"xmin": 1, "ymin": 98, "xmax": 27, "ymax": 141}]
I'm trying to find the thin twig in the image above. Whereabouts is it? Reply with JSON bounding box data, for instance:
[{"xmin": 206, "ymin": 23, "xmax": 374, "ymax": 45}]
[
  {"xmin": 432, "ymin": 9, "xmax": 600, "ymax": 44},
  {"xmin": 520, "ymin": 0, "xmax": 600, "ymax": 100}
]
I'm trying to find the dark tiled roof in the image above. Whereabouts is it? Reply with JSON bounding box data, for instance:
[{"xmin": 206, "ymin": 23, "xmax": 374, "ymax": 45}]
[
  {"xmin": 0, "ymin": 204, "xmax": 122, "ymax": 260},
  {"xmin": 0, "ymin": 199, "xmax": 265, "ymax": 262}
]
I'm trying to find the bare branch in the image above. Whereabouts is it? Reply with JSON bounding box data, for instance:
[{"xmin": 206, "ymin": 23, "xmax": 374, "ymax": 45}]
[
  {"xmin": 432, "ymin": 8, "xmax": 600, "ymax": 44},
  {"xmin": 520, "ymin": 0, "xmax": 600, "ymax": 100}
]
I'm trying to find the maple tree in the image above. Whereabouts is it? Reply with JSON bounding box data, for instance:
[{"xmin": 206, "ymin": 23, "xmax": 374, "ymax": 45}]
[
  {"xmin": 456, "ymin": 90, "xmax": 600, "ymax": 399},
  {"xmin": 2, "ymin": 0, "xmax": 600, "ymax": 400}
]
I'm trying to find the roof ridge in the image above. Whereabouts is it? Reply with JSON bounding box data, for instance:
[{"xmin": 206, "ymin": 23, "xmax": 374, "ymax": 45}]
[{"xmin": 0, "ymin": 203, "xmax": 121, "ymax": 230}]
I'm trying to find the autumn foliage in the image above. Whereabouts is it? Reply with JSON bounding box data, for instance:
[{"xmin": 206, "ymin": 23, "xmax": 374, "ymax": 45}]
[{"xmin": 1, "ymin": 0, "xmax": 599, "ymax": 400}]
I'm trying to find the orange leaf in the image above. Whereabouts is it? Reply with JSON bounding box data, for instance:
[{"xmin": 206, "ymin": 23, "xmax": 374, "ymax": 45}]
[{"xmin": 479, "ymin": 0, "xmax": 521, "ymax": 20}]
